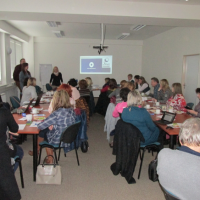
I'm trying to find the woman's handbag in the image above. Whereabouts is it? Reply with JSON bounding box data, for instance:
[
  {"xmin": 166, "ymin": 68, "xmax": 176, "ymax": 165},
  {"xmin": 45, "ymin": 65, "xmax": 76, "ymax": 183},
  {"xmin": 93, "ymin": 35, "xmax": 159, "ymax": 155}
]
[
  {"xmin": 36, "ymin": 155, "xmax": 61, "ymax": 185},
  {"xmin": 148, "ymin": 156, "xmax": 158, "ymax": 182}
]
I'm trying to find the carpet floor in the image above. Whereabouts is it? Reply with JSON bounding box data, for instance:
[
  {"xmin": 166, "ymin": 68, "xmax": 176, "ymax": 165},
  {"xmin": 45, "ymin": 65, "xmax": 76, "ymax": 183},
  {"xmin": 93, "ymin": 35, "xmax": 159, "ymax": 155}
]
[{"xmin": 15, "ymin": 113, "xmax": 165, "ymax": 200}]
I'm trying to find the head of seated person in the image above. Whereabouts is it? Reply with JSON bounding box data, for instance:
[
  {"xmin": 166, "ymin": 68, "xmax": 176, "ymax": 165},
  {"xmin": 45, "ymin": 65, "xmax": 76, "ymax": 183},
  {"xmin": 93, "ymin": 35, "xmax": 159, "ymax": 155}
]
[
  {"xmin": 27, "ymin": 77, "xmax": 36, "ymax": 87},
  {"xmin": 127, "ymin": 82, "xmax": 135, "ymax": 91},
  {"xmin": 109, "ymin": 79, "xmax": 117, "ymax": 91},
  {"xmin": 57, "ymin": 84, "xmax": 72, "ymax": 97},
  {"xmin": 79, "ymin": 79, "xmax": 88, "ymax": 90},
  {"xmin": 160, "ymin": 79, "xmax": 170, "ymax": 92},
  {"xmin": 120, "ymin": 80, "xmax": 128, "ymax": 88},
  {"xmin": 127, "ymin": 90, "xmax": 143, "ymax": 108},
  {"xmin": 139, "ymin": 76, "xmax": 148, "ymax": 86},
  {"xmin": 134, "ymin": 75, "xmax": 140, "ymax": 84},
  {"xmin": 171, "ymin": 83, "xmax": 183, "ymax": 97},
  {"xmin": 120, "ymin": 88, "xmax": 130, "ymax": 102},
  {"xmin": 179, "ymin": 118, "xmax": 200, "ymax": 154},
  {"xmin": 85, "ymin": 77, "xmax": 93, "ymax": 88},
  {"xmin": 68, "ymin": 78, "xmax": 78, "ymax": 87}
]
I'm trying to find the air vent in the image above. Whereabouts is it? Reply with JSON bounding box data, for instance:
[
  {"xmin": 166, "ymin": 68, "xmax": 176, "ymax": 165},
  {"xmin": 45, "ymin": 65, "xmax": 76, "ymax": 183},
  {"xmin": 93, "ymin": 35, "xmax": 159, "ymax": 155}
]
[
  {"xmin": 130, "ymin": 25, "xmax": 146, "ymax": 31},
  {"xmin": 117, "ymin": 33, "xmax": 130, "ymax": 40},
  {"xmin": 52, "ymin": 31, "xmax": 65, "ymax": 38},
  {"xmin": 46, "ymin": 21, "xmax": 60, "ymax": 27}
]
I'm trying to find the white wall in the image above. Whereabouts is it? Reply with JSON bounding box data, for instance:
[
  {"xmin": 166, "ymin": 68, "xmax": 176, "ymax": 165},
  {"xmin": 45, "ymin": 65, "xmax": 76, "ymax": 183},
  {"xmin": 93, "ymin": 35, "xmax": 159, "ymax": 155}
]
[
  {"xmin": 34, "ymin": 37, "xmax": 143, "ymax": 88},
  {"xmin": 142, "ymin": 27, "xmax": 200, "ymax": 87}
]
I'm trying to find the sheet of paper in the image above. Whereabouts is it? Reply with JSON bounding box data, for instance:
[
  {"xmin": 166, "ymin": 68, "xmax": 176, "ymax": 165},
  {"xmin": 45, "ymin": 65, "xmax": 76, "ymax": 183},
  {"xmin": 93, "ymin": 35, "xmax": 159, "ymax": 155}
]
[
  {"xmin": 168, "ymin": 123, "xmax": 182, "ymax": 128},
  {"xmin": 18, "ymin": 124, "xmax": 26, "ymax": 130},
  {"xmin": 19, "ymin": 117, "xmax": 27, "ymax": 121},
  {"xmin": 33, "ymin": 114, "xmax": 45, "ymax": 116},
  {"xmin": 142, "ymin": 97, "xmax": 147, "ymax": 101},
  {"xmin": 30, "ymin": 121, "xmax": 41, "ymax": 127}
]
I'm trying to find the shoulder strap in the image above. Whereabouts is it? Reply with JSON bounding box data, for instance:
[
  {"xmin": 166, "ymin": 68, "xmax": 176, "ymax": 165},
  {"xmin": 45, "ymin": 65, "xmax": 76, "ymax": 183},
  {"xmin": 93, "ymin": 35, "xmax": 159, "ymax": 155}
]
[{"xmin": 11, "ymin": 96, "xmax": 20, "ymax": 105}]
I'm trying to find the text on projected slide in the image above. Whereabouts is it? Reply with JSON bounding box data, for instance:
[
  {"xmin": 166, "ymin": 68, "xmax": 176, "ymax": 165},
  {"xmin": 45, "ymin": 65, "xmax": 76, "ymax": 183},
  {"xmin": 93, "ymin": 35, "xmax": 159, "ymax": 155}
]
[{"xmin": 80, "ymin": 56, "xmax": 112, "ymax": 74}]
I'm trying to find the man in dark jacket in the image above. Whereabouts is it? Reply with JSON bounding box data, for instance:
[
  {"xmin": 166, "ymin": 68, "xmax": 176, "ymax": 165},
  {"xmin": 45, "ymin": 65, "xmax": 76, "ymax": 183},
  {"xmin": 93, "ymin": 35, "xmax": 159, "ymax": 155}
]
[{"xmin": 13, "ymin": 58, "xmax": 25, "ymax": 92}]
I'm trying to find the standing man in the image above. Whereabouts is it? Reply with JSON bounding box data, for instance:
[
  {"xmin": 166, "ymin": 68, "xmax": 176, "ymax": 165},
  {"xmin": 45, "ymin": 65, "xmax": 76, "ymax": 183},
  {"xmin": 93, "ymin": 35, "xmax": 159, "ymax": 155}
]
[
  {"xmin": 150, "ymin": 77, "xmax": 160, "ymax": 100},
  {"xmin": 127, "ymin": 74, "xmax": 134, "ymax": 83},
  {"xmin": 13, "ymin": 58, "xmax": 26, "ymax": 92}
]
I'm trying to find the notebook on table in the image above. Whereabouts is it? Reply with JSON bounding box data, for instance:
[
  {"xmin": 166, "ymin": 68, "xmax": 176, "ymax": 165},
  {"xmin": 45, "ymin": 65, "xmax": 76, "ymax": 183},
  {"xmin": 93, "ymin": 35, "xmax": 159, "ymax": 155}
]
[{"xmin": 155, "ymin": 111, "xmax": 176, "ymax": 125}]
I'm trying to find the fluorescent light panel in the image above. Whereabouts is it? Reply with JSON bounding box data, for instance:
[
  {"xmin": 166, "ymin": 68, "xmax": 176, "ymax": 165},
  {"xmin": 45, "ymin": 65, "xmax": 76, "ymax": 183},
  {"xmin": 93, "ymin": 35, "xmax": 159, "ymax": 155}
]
[
  {"xmin": 46, "ymin": 21, "xmax": 59, "ymax": 27},
  {"xmin": 117, "ymin": 33, "xmax": 130, "ymax": 40},
  {"xmin": 52, "ymin": 31, "xmax": 64, "ymax": 38},
  {"xmin": 130, "ymin": 25, "xmax": 146, "ymax": 31}
]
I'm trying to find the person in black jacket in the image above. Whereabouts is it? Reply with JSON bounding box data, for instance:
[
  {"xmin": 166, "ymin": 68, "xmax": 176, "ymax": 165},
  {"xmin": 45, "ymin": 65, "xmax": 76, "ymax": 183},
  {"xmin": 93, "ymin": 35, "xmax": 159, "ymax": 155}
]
[
  {"xmin": 50, "ymin": 66, "xmax": 63, "ymax": 90},
  {"xmin": 0, "ymin": 103, "xmax": 21, "ymax": 200}
]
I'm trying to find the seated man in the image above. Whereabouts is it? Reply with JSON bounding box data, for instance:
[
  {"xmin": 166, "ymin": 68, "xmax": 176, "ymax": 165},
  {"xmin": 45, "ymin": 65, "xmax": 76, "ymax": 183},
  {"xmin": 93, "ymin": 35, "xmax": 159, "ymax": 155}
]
[
  {"xmin": 149, "ymin": 77, "xmax": 160, "ymax": 100},
  {"xmin": 157, "ymin": 118, "xmax": 200, "ymax": 200}
]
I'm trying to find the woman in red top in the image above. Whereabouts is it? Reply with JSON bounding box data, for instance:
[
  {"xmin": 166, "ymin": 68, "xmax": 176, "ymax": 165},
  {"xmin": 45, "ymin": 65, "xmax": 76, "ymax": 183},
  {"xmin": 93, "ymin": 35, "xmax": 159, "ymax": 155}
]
[{"xmin": 166, "ymin": 83, "xmax": 186, "ymax": 112}]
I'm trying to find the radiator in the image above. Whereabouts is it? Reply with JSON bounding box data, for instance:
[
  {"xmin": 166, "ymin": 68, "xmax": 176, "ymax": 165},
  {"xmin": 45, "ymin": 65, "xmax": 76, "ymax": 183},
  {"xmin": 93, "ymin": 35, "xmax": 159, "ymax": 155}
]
[{"xmin": 0, "ymin": 93, "xmax": 6, "ymax": 102}]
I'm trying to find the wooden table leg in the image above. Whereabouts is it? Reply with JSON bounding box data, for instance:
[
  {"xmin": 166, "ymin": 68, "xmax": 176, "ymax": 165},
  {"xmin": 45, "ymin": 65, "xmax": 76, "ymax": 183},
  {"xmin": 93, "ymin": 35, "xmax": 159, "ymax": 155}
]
[
  {"xmin": 33, "ymin": 134, "xmax": 38, "ymax": 181},
  {"xmin": 169, "ymin": 135, "xmax": 174, "ymax": 149}
]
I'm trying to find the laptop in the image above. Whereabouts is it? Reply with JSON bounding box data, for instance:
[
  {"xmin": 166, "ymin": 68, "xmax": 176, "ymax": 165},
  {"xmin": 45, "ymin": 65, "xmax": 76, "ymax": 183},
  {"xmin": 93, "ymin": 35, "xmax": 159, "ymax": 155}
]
[
  {"xmin": 24, "ymin": 94, "xmax": 42, "ymax": 107},
  {"xmin": 11, "ymin": 98, "xmax": 34, "ymax": 114},
  {"xmin": 155, "ymin": 111, "xmax": 176, "ymax": 125}
]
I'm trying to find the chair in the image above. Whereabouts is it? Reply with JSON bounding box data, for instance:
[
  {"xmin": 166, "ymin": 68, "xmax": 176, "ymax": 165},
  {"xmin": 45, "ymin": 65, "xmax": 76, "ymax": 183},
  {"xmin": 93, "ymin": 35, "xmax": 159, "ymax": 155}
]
[
  {"xmin": 46, "ymin": 83, "xmax": 52, "ymax": 91},
  {"xmin": 187, "ymin": 102, "xmax": 194, "ymax": 109},
  {"xmin": 137, "ymin": 142, "xmax": 160, "ymax": 179},
  {"xmin": 38, "ymin": 121, "xmax": 81, "ymax": 166},
  {"xmin": 35, "ymin": 85, "xmax": 43, "ymax": 95},
  {"xmin": 14, "ymin": 156, "xmax": 24, "ymax": 188},
  {"xmin": 10, "ymin": 96, "xmax": 20, "ymax": 109},
  {"xmin": 160, "ymin": 184, "xmax": 180, "ymax": 200}
]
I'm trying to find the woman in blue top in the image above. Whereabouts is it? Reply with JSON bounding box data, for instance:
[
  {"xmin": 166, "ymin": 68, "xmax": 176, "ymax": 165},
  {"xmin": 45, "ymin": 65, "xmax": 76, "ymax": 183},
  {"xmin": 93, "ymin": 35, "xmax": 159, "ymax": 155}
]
[
  {"xmin": 29, "ymin": 90, "xmax": 76, "ymax": 163},
  {"xmin": 122, "ymin": 91, "xmax": 159, "ymax": 145}
]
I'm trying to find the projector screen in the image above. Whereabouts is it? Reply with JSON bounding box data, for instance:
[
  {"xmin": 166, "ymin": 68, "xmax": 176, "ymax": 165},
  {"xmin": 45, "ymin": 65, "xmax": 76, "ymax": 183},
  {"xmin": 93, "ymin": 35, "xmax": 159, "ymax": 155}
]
[{"xmin": 80, "ymin": 56, "xmax": 112, "ymax": 74}]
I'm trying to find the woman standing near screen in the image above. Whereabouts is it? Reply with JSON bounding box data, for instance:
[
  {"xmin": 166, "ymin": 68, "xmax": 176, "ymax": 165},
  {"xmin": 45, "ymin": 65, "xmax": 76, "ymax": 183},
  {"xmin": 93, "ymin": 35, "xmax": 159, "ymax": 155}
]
[{"xmin": 50, "ymin": 66, "xmax": 63, "ymax": 90}]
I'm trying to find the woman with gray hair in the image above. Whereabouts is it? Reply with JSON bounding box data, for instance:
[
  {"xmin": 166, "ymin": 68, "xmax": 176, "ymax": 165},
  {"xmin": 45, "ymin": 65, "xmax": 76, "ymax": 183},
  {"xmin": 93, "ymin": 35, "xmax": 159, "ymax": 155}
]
[
  {"xmin": 157, "ymin": 118, "xmax": 200, "ymax": 200},
  {"xmin": 121, "ymin": 91, "xmax": 160, "ymax": 145}
]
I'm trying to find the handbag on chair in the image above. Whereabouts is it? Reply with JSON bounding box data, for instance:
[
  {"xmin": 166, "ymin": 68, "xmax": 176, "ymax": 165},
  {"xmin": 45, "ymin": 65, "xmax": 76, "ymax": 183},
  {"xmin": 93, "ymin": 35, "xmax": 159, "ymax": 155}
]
[{"xmin": 36, "ymin": 155, "xmax": 61, "ymax": 185}]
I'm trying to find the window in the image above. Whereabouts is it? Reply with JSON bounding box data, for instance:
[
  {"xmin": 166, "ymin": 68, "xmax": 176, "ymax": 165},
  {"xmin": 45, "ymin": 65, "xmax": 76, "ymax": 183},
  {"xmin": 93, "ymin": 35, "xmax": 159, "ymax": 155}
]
[{"xmin": 10, "ymin": 39, "xmax": 23, "ymax": 79}]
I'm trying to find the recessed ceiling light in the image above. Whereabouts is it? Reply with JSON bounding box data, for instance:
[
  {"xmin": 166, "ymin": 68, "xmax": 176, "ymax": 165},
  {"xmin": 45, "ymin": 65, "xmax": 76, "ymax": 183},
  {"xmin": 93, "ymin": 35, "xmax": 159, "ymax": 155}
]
[
  {"xmin": 130, "ymin": 25, "xmax": 146, "ymax": 31},
  {"xmin": 52, "ymin": 30, "xmax": 65, "ymax": 38},
  {"xmin": 117, "ymin": 33, "xmax": 130, "ymax": 40},
  {"xmin": 47, "ymin": 21, "xmax": 60, "ymax": 27}
]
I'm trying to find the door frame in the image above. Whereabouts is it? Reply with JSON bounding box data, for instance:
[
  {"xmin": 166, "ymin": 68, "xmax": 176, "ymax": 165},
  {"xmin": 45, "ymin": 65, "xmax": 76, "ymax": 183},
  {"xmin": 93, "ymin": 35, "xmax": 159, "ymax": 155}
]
[{"xmin": 182, "ymin": 54, "xmax": 200, "ymax": 104}]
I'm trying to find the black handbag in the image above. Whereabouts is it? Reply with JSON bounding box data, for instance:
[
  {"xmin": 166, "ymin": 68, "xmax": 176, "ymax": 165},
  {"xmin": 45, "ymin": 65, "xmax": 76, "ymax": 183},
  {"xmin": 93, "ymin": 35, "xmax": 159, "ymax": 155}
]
[{"xmin": 148, "ymin": 157, "xmax": 158, "ymax": 182}]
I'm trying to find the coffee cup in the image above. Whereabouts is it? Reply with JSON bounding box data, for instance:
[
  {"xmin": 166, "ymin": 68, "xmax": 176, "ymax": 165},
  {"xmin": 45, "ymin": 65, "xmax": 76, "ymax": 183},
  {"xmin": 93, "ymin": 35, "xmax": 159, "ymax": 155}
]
[
  {"xmin": 26, "ymin": 114, "xmax": 32, "ymax": 121},
  {"xmin": 141, "ymin": 93, "xmax": 144, "ymax": 96},
  {"xmin": 146, "ymin": 104, "xmax": 150, "ymax": 109},
  {"xmin": 155, "ymin": 109, "xmax": 160, "ymax": 114},
  {"xmin": 156, "ymin": 102, "xmax": 160, "ymax": 106},
  {"xmin": 32, "ymin": 108, "xmax": 38, "ymax": 114},
  {"xmin": 51, "ymin": 91, "xmax": 54, "ymax": 95}
]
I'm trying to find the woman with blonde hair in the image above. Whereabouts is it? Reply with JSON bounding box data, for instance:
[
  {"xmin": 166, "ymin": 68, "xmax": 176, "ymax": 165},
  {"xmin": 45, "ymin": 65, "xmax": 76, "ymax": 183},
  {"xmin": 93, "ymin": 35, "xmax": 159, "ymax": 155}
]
[
  {"xmin": 50, "ymin": 66, "xmax": 63, "ymax": 89},
  {"xmin": 127, "ymin": 82, "xmax": 135, "ymax": 91},
  {"xmin": 85, "ymin": 77, "xmax": 93, "ymax": 91},
  {"xmin": 30, "ymin": 90, "xmax": 77, "ymax": 163},
  {"xmin": 154, "ymin": 79, "xmax": 172, "ymax": 103},
  {"xmin": 166, "ymin": 83, "xmax": 186, "ymax": 111},
  {"xmin": 138, "ymin": 76, "xmax": 150, "ymax": 95},
  {"xmin": 20, "ymin": 77, "xmax": 37, "ymax": 106},
  {"xmin": 122, "ymin": 91, "xmax": 160, "ymax": 145}
]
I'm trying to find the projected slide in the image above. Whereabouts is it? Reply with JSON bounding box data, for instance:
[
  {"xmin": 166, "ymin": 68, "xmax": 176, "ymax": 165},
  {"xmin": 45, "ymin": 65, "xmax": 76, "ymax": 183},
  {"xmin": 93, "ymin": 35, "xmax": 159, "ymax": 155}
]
[{"xmin": 80, "ymin": 56, "xmax": 112, "ymax": 74}]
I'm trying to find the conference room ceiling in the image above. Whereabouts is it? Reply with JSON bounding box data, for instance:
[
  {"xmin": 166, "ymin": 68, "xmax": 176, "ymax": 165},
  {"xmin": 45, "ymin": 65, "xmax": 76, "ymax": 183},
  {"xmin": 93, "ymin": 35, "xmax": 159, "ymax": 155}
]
[{"xmin": 6, "ymin": 20, "xmax": 174, "ymax": 40}]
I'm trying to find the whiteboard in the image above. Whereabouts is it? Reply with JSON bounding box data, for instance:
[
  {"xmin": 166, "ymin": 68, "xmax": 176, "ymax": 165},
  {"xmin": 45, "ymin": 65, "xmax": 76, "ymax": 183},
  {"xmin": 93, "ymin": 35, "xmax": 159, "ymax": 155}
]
[{"xmin": 40, "ymin": 64, "xmax": 52, "ymax": 86}]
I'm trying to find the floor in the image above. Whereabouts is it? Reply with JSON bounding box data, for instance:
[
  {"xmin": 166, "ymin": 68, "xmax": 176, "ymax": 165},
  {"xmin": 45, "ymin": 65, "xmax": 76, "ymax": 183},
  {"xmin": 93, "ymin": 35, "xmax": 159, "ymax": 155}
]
[{"xmin": 16, "ymin": 113, "xmax": 165, "ymax": 200}]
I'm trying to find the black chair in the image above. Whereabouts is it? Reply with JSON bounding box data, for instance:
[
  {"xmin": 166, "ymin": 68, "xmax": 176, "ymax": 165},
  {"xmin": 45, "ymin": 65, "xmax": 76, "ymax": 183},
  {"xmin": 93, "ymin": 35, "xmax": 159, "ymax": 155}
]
[
  {"xmin": 38, "ymin": 121, "xmax": 81, "ymax": 166},
  {"xmin": 137, "ymin": 142, "xmax": 160, "ymax": 179},
  {"xmin": 14, "ymin": 156, "xmax": 24, "ymax": 188},
  {"xmin": 160, "ymin": 184, "xmax": 180, "ymax": 200}
]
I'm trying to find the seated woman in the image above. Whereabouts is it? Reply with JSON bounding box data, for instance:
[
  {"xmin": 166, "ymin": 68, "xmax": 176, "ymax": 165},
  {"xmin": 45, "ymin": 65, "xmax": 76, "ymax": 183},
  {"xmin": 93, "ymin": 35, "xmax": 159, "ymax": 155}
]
[
  {"xmin": 166, "ymin": 83, "xmax": 186, "ymax": 111},
  {"xmin": 37, "ymin": 90, "xmax": 76, "ymax": 163},
  {"xmin": 68, "ymin": 78, "xmax": 80, "ymax": 100},
  {"xmin": 0, "ymin": 102, "xmax": 22, "ymax": 200},
  {"xmin": 78, "ymin": 79, "xmax": 90, "ymax": 97},
  {"xmin": 138, "ymin": 76, "xmax": 150, "ymax": 95},
  {"xmin": 127, "ymin": 82, "xmax": 135, "ymax": 91},
  {"xmin": 153, "ymin": 79, "xmax": 173, "ymax": 103},
  {"xmin": 102, "ymin": 77, "xmax": 110, "ymax": 89},
  {"xmin": 122, "ymin": 91, "xmax": 160, "ymax": 145},
  {"xmin": 101, "ymin": 78, "xmax": 117, "ymax": 95},
  {"xmin": 134, "ymin": 75, "xmax": 140, "ymax": 89},
  {"xmin": 187, "ymin": 88, "xmax": 200, "ymax": 117},
  {"xmin": 112, "ymin": 88, "xmax": 130, "ymax": 118},
  {"xmin": 85, "ymin": 77, "xmax": 93, "ymax": 91},
  {"xmin": 20, "ymin": 77, "xmax": 37, "ymax": 106},
  {"xmin": 109, "ymin": 80, "xmax": 127, "ymax": 99}
]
